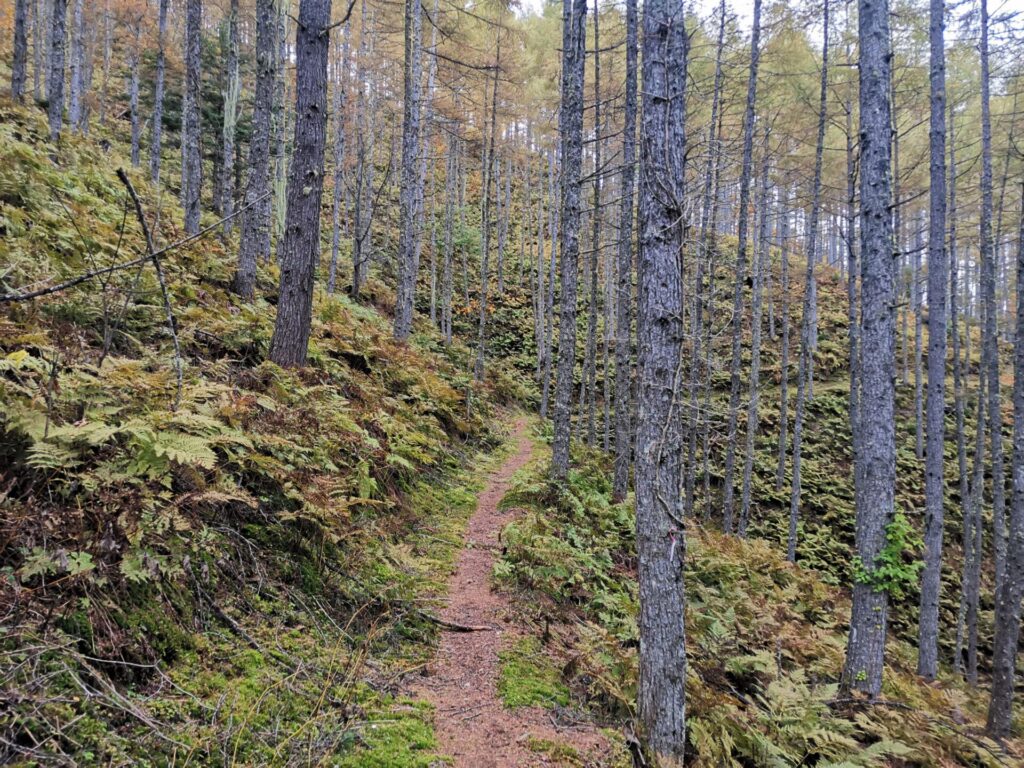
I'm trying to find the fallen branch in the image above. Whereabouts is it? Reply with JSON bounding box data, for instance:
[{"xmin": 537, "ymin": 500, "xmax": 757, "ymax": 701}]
[
  {"xmin": 117, "ymin": 168, "xmax": 183, "ymax": 411},
  {"xmin": 418, "ymin": 611, "xmax": 494, "ymax": 632}
]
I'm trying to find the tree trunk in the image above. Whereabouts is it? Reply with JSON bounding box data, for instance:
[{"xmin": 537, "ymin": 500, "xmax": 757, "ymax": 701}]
[
  {"xmin": 12, "ymin": 0, "xmax": 28, "ymax": 100},
  {"xmin": 150, "ymin": 0, "xmax": 169, "ymax": 184},
  {"xmin": 739, "ymin": 130, "xmax": 771, "ymax": 538},
  {"xmin": 128, "ymin": 21, "xmax": 141, "ymax": 166},
  {"xmin": 636, "ymin": 0, "xmax": 687, "ymax": 758},
  {"xmin": 267, "ymin": 0, "xmax": 333, "ymax": 367},
  {"xmin": 183, "ymin": 0, "xmax": 203, "ymax": 236},
  {"xmin": 441, "ymin": 134, "xmax": 457, "ymax": 345},
  {"xmin": 775, "ymin": 191, "xmax": 792, "ymax": 491},
  {"xmin": 986, "ymin": 187, "xmax": 1024, "ymax": 738},
  {"xmin": 913, "ymin": 216, "xmax": 924, "ymax": 460},
  {"xmin": 474, "ymin": 39, "xmax": 500, "ymax": 380},
  {"xmin": 787, "ymin": 0, "xmax": 829, "ymax": 562},
  {"xmin": 685, "ymin": 0, "xmax": 726, "ymax": 515},
  {"xmin": 328, "ymin": 25, "xmax": 350, "ymax": 296},
  {"xmin": 722, "ymin": 0, "xmax": 762, "ymax": 534},
  {"xmin": 612, "ymin": 0, "xmax": 637, "ymax": 502},
  {"xmin": 582, "ymin": 0, "xmax": 602, "ymax": 447},
  {"xmin": 916, "ymin": 0, "xmax": 947, "ymax": 681},
  {"xmin": 221, "ymin": 0, "xmax": 241, "ymax": 237},
  {"xmin": 393, "ymin": 0, "xmax": 424, "ymax": 341},
  {"xmin": 233, "ymin": 0, "xmax": 276, "ymax": 300},
  {"xmin": 46, "ymin": 0, "xmax": 66, "ymax": 142},
  {"xmin": 979, "ymin": 0, "xmax": 1007, "ymax": 594},
  {"xmin": 551, "ymin": 0, "xmax": 587, "ymax": 480},
  {"xmin": 842, "ymin": 0, "xmax": 896, "ymax": 699},
  {"xmin": 66, "ymin": 0, "xmax": 82, "ymax": 130}
]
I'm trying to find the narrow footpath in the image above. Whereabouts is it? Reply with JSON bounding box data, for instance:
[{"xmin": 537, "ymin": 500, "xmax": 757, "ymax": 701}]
[{"xmin": 411, "ymin": 418, "xmax": 613, "ymax": 767}]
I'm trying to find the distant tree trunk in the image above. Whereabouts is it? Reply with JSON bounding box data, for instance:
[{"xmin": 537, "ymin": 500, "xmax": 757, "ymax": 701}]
[
  {"xmin": 419, "ymin": 0, "xmax": 439, "ymax": 311},
  {"xmin": 66, "ymin": 0, "xmax": 82, "ymax": 130},
  {"xmin": 393, "ymin": 0, "xmax": 424, "ymax": 341},
  {"xmin": 842, "ymin": 0, "xmax": 896, "ymax": 699},
  {"xmin": 844, "ymin": 5, "xmax": 860, "ymax": 519},
  {"xmin": 150, "ymin": 0, "xmax": 169, "ymax": 184},
  {"xmin": 916, "ymin": 0, "xmax": 947, "ymax": 681},
  {"xmin": 221, "ymin": 0, "xmax": 241, "ymax": 237},
  {"xmin": 612, "ymin": 0, "xmax": 637, "ymax": 502},
  {"xmin": 474, "ymin": 40, "xmax": 500, "ymax": 380},
  {"xmin": 233, "ymin": 0, "xmax": 276, "ymax": 300},
  {"xmin": 267, "ymin": 0, "xmax": 333, "ymax": 367},
  {"xmin": 551, "ymin": 0, "xmax": 587, "ymax": 480},
  {"xmin": 128, "ymin": 21, "xmax": 141, "ymax": 166},
  {"xmin": 949, "ymin": 110, "xmax": 971, "ymax": 678},
  {"xmin": 46, "ymin": 0, "xmax": 66, "ymax": 142},
  {"xmin": 788, "ymin": 0, "xmax": 828, "ymax": 562},
  {"xmin": 33, "ymin": 0, "xmax": 44, "ymax": 101},
  {"xmin": 739, "ymin": 131, "xmax": 771, "ymax": 538},
  {"xmin": 722, "ymin": 0, "xmax": 762, "ymax": 534},
  {"xmin": 582, "ymin": 0, "xmax": 602, "ymax": 447},
  {"xmin": 12, "ymin": 0, "xmax": 28, "ymax": 100},
  {"xmin": 986, "ymin": 189, "xmax": 1024, "ymax": 738},
  {"xmin": 635, "ymin": 0, "xmax": 687, "ymax": 758},
  {"xmin": 272, "ymin": 11, "xmax": 290, "ymax": 253},
  {"xmin": 351, "ymin": 0, "xmax": 372, "ymax": 296},
  {"xmin": 440, "ymin": 133, "xmax": 457, "ymax": 345},
  {"xmin": 775, "ymin": 190, "xmax": 792, "ymax": 491},
  {"xmin": 913, "ymin": 216, "xmax": 924, "ymax": 460},
  {"xmin": 964, "ymin": 372, "xmax": 986, "ymax": 685},
  {"xmin": 685, "ymin": 0, "xmax": 725, "ymax": 515},
  {"xmin": 541, "ymin": 149, "xmax": 559, "ymax": 420},
  {"xmin": 979, "ymin": 0, "xmax": 1007, "ymax": 594},
  {"xmin": 183, "ymin": 0, "xmax": 203, "ymax": 235},
  {"xmin": 497, "ymin": 155, "xmax": 511, "ymax": 295},
  {"xmin": 328, "ymin": 26, "xmax": 350, "ymax": 296}
]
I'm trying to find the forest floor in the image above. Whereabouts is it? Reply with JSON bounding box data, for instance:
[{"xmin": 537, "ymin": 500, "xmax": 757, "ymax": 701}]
[{"xmin": 410, "ymin": 417, "xmax": 617, "ymax": 767}]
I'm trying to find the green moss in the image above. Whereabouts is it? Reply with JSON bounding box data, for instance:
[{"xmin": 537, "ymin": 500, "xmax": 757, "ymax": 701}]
[
  {"xmin": 497, "ymin": 636, "xmax": 570, "ymax": 709},
  {"xmin": 336, "ymin": 698, "xmax": 445, "ymax": 767},
  {"xmin": 526, "ymin": 736, "xmax": 582, "ymax": 766}
]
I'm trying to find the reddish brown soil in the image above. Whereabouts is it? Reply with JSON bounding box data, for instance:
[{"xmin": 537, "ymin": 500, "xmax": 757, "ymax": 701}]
[{"xmin": 411, "ymin": 418, "xmax": 614, "ymax": 767}]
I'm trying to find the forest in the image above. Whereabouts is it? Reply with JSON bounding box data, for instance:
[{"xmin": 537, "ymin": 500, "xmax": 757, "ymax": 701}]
[{"xmin": 1, "ymin": 0, "xmax": 1024, "ymax": 764}]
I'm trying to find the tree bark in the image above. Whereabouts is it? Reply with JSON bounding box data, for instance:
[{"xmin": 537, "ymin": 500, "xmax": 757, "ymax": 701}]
[
  {"xmin": 221, "ymin": 0, "xmax": 241, "ymax": 237},
  {"xmin": 183, "ymin": 0, "xmax": 203, "ymax": 236},
  {"xmin": 150, "ymin": 0, "xmax": 169, "ymax": 184},
  {"xmin": 916, "ymin": 0, "xmax": 947, "ymax": 681},
  {"xmin": 393, "ymin": 0, "xmax": 424, "ymax": 341},
  {"xmin": 328, "ymin": 24, "xmax": 351, "ymax": 296},
  {"xmin": 842, "ymin": 0, "xmax": 896, "ymax": 698},
  {"xmin": 267, "ymin": 0, "xmax": 334, "ymax": 367},
  {"xmin": 739, "ymin": 130, "xmax": 771, "ymax": 537},
  {"xmin": 12, "ymin": 0, "xmax": 28, "ymax": 100},
  {"xmin": 979, "ymin": 0, "xmax": 1007, "ymax": 594},
  {"xmin": 722, "ymin": 0, "xmax": 763, "ymax": 534},
  {"xmin": 986, "ymin": 185, "xmax": 1024, "ymax": 738},
  {"xmin": 66, "ymin": 0, "xmax": 82, "ymax": 131},
  {"xmin": 551, "ymin": 0, "xmax": 587, "ymax": 480},
  {"xmin": 636, "ymin": 0, "xmax": 687, "ymax": 758},
  {"xmin": 233, "ymin": 0, "xmax": 276, "ymax": 300},
  {"xmin": 612, "ymin": 0, "xmax": 638, "ymax": 502},
  {"xmin": 46, "ymin": 0, "xmax": 66, "ymax": 142},
  {"xmin": 788, "ymin": 0, "xmax": 829, "ymax": 562}
]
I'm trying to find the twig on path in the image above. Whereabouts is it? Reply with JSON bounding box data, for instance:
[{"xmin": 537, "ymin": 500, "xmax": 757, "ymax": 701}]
[{"xmin": 418, "ymin": 611, "xmax": 494, "ymax": 632}]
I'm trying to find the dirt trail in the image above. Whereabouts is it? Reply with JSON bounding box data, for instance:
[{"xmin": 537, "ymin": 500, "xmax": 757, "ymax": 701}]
[{"xmin": 411, "ymin": 418, "xmax": 612, "ymax": 767}]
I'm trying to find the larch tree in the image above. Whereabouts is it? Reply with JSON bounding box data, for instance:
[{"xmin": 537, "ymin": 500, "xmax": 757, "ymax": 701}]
[
  {"xmin": 12, "ymin": 0, "xmax": 28, "ymax": 100},
  {"xmin": 612, "ymin": 0, "xmax": 638, "ymax": 503},
  {"xmin": 916, "ymin": 0, "xmax": 947, "ymax": 683},
  {"xmin": 233, "ymin": 0, "xmax": 277, "ymax": 301},
  {"xmin": 267, "ymin": 0, "xmax": 335, "ymax": 367},
  {"xmin": 635, "ymin": 0, "xmax": 688, "ymax": 760},
  {"xmin": 182, "ymin": 0, "xmax": 203, "ymax": 236},
  {"xmin": 551, "ymin": 0, "xmax": 587, "ymax": 481},
  {"xmin": 787, "ymin": 0, "xmax": 829, "ymax": 563},
  {"xmin": 842, "ymin": 0, "xmax": 896, "ymax": 699},
  {"xmin": 987, "ymin": 186, "xmax": 1024, "ymax": 737},
  {"xmin": 150, "ymin": 0, "xmax": 169, "ymax": 184},
  {"xmin": 722, "ymin": 0, "xmax": 762, "ymax": 534},
  {"xmin": 394, "ymin": 0, "xmax": 424, "ymax": 342},
  {"xmin": 47, "ymin": 0, "xmax": 66, "ymax": 142}
]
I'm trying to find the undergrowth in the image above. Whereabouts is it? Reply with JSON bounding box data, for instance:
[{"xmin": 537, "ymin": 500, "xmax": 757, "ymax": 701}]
[
  {"xmin": 496, "ymin": 446, "xmax": 1023, "ymax": 767},
  {"xmin": 0, "ymin": 96, "xmax": 523, "ymax": 765}
]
